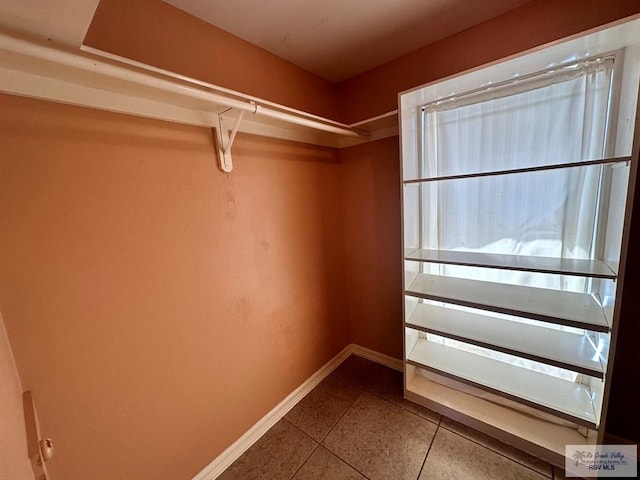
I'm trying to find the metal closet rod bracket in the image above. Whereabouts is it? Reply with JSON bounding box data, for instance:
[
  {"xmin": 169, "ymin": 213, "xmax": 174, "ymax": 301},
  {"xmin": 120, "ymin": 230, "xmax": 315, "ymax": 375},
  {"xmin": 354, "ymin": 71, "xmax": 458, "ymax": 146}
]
[{"xmin": 215, "ymin": 106, "xmax": 252, "ymax": 173}]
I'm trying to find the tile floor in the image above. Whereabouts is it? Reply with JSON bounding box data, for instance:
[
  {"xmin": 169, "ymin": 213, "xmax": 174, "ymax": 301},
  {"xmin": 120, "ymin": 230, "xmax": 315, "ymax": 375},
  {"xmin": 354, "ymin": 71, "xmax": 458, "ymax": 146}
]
[{"xmin": 218, "ymin": 355, "xmax": 568, "ymax": 480}]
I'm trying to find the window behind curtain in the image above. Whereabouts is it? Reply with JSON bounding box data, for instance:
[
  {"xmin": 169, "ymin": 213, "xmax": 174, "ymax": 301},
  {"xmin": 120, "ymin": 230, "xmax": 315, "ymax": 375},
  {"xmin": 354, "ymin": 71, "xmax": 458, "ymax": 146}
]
[
  {"xmin": 416, "ymin": 58, "xmax": 615, "ymax": 382},
  {"xmin": 417, "ymin": 58, "xmax": 615, "ymax": 286}
]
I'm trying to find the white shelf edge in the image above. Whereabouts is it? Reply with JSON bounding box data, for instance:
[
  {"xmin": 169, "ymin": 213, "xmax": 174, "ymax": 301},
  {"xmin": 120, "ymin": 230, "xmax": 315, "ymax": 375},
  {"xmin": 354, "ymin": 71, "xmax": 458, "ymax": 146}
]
[
  {"xmin": 405, "ymin": 272, "xmax": 610, "ymax": 333},
  {"xmin": 0, "ymin": 31, "xmax": 368, "ymax": 149},
  {"xmin": 79, "ymin": 44, "xmax": 360, "ymax": 132},
  {"xmin": 405, "ymin": 249, "xmax": 617, "ymax": 279},
  {"xmin": 407, "ymin": 338, "xmax": 598, "ymax": 428},
  {"xmin": 406, "ymin": 302, "xmax": 605, "ymax": 378}
]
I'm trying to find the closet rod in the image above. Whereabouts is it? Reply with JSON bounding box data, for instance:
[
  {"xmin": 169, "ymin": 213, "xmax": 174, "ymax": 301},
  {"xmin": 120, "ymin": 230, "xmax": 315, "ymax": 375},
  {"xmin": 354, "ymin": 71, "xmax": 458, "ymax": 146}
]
[{"xmin": 0, "ymin": 31, "xmax": 361, "ymax": 138}]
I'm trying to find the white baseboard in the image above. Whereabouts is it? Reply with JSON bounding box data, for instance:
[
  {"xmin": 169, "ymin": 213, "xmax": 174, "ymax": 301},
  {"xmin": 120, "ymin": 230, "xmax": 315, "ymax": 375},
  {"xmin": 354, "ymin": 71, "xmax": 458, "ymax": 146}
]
[
  {"xmin": 350, "ymin": 344, "xmax": 404, "ymax": 371},
  {"xmin": 192, "ymin": 343, "xmax": 401, "ymax": 480}
]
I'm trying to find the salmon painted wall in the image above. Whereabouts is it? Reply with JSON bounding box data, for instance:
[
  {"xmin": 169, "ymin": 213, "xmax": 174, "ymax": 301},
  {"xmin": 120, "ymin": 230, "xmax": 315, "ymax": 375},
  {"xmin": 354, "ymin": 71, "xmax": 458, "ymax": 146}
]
[
  {"xmin": 0, "ymin": 93, "xmax": 349, "ymax": 480},
  {"xmin": 341, "ymin": 137, "xmax": 403, "ymax": 359},
  {"xmin": 338, "ymin": 0, "xmax": 640, "ymax": 123},
  {"xmin": 84, "ymin": 0, "xmax": 339, "ymax": 120},
  {"xmin": 0, "ymin": 313, "xmax": 33, "ymax": 480}
]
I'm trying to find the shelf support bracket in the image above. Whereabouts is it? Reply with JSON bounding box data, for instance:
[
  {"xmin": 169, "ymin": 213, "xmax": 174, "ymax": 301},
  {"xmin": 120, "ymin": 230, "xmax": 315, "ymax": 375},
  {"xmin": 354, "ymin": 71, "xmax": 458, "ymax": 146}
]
[{"xmin": 215, "ymin": 109, "xmax": 245, "ymax": 173}]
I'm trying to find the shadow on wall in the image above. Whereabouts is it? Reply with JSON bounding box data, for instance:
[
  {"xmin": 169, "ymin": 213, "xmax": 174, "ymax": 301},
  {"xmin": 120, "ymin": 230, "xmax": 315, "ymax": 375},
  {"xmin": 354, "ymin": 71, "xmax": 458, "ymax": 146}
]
[
  {"xmin": 233, "ymin": 133, "xmax": 340, "ymax": 164},
  {"xmin": 340, "ymin": 136, "xmax": 404, "ymax": 359},
  {"xmin": 0, "ymin": 99, "xmax": 214, "ymax": 153}
]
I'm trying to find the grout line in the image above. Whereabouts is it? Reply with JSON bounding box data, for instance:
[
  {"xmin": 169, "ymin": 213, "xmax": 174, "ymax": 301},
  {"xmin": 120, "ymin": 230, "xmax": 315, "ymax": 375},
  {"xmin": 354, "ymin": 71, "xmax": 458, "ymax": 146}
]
[
  {"xmin": 287, "ymin": 441, "xmax": 319, "ymax": 480},
  {"xmin": 337, "ymin": 458, "xmax": 372, "ymax": 479},
  {"xmin": 365, "ymin": 388, "xmax": 441, "ymax": 427},
  {"xmin": 327, "ymin": 389, "xmax": 438, "ymax": 480},
  {"xmin": 314, "ymin": 389, "xmax": 372, "ymax": 479},
  {"xmin": 316, "ymin": 388, "xmax": 365, "ymax": 445},
  {"xmin": 282, "ymin": 417, "xmax": 321, "ymax": 445},
  {"xmin": 438, "ymin": 422, "xmax": 554, "ymax": 478},
  {"xmin": 322, "ymin": 444, "xmax": 373, "ymax": 480},
  {"xmin": 281, "ymin": 419, "xmax": 324, "ymax": 480},
  {"xmin": 417, "ymin": 423, "xmax": 440, "ymax": 479}
]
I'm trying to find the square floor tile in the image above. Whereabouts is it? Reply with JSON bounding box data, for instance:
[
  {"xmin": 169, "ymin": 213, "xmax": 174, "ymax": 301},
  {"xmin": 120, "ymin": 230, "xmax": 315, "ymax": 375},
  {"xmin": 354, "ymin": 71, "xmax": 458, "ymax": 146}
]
[
  {"xmin": 420, "ymin": 427, "xmax": 550, "ymax": 480},
  {"xmin": 439, "ymin": 417, "xmax": 552, "ymax": 477},
  {"xmin": 323, "ymin": 392, "xmax": 437, "ymax": 480},
  {"xmin": 285, "ymin": 376, "xmax": 361, "ymax": 441},
  {"xmin": 218, "ymin": 420, "xmax": 316, "ymax": 480},
  {"xmin": 364, "ymin": 364, "xmax": 441, "ymax": 424},
  {"xmin": 327, "ymin": 355, "xmax": 380, "ymax": 390},
  {"xmin": 292, "ymin": 446, "xmax": 366, "ymax": 480},
  {"xmin": 363, "ymin": 360, "xmax": 404, "ymax": 401}
]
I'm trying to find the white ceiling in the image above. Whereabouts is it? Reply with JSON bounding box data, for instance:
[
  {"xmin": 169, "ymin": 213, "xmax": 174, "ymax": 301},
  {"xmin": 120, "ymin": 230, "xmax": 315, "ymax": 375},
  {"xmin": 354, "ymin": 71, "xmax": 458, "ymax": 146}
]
[
  {"xmin": 0, "ymin": 0, "xmax": 531, "ymax": 82},
  {"xmin": 164, "ymin": 0, "xmax": 532, "ymax": 82}
]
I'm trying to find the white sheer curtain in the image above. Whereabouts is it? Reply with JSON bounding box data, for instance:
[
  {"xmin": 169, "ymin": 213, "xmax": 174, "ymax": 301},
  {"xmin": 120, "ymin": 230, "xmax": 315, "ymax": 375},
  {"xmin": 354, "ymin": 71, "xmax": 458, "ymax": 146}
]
[
  {"xmin": 419, "ymin": 59, "xmax": 614, "ymax": 390},
  {"xmin": 421, "ymin": 58, "xmax": 614, "ymax": 293}
]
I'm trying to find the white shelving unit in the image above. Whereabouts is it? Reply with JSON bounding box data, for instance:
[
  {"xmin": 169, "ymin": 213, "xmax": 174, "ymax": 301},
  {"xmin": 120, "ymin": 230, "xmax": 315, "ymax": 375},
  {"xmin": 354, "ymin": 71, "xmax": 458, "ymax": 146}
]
[
  {"xmin": 403, "ymin": 157, "xmax": 623, "ymax": 430},
  {"xmin": 400, "ymin": 18, "xmax": 640, "ymax": 466}
]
